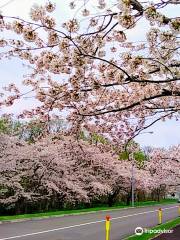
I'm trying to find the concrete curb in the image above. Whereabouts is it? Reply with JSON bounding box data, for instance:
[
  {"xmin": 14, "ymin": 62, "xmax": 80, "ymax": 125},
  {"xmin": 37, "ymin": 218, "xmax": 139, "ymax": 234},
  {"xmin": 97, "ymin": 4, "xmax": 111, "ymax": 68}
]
[{"xmin": 0, "ymin": 202, "xmax": 177, "ymax": 224}]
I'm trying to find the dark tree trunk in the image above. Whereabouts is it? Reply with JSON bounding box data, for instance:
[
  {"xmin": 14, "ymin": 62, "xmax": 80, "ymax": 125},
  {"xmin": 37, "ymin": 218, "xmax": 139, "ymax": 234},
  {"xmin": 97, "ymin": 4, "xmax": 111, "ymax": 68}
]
[
  {"xmin": 107, "ymin": 194, "xmax": 114, "ymax": 207},
  {"xmin": 126, "ymin": 194, "xmax": 131, "ymax": 206},
  {"xmin": 107, "ymin": 187, "xmax": 121, "ymax": 207}
]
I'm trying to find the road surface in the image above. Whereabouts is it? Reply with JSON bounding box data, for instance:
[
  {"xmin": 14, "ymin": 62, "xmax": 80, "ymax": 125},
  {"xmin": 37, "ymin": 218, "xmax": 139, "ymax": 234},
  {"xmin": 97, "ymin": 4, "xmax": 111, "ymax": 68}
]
[{"xmin": 0, "ymin": 204, "xmax": 179, "ymax": 240}]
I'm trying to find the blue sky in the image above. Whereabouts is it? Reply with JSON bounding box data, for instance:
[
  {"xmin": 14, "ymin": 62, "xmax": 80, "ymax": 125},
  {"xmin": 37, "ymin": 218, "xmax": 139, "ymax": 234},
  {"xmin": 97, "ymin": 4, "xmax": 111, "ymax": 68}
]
[{"xmin": 0, "ymin": 0, "xmax": 179, "ymax": 148}]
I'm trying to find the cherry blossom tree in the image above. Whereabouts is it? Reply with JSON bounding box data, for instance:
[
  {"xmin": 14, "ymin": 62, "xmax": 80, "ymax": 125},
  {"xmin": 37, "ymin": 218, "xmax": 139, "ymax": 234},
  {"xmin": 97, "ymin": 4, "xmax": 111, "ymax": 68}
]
[
  {"xmin": 147, "ymin": 145, "xmax": 180, "ymax": 187},
  {"xmin": 1, "ymin": 132, "xmax": 179, "ymax": 213},
  {"xmin": 145, "ymin": 145, "xmax": 180, "ymax": 200},
  {"xmin": 0, "ymin": 132, "xmax": 159, "ymax": 214},
  {"xmin": 0, "ymin": 1, "xmax": 180, "ymax": 213},
  {"xmin": 0, "ymin": 0, "xmax": 179, "ymax": 142},
  {"xmin": 0, "ymin": 133, "xmax": 127, "ymax": 213}
]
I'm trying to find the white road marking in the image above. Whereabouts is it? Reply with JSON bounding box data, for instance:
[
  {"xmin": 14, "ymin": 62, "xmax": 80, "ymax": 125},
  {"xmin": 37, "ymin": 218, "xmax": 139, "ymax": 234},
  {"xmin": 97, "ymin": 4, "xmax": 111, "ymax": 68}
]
[{"xmin": 0, "ymin": 205, "xmax": 178, "ymax": 240}]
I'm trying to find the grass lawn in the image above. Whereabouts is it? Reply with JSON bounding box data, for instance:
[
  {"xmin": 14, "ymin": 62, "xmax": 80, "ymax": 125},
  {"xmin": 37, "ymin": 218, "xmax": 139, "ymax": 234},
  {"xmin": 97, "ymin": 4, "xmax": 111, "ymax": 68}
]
[
  {"xmin": 0, "ymin": 199, "xmax": 177, "ymax": 222},
  {"xmin": 125, "ymin": 217, "xmax": 180, "ymax": 240}
]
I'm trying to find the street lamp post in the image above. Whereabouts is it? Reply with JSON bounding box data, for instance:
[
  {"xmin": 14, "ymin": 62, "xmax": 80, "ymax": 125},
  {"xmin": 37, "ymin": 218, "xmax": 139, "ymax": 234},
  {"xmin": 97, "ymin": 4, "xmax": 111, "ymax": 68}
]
[
  {"xmin": 129, "ymin": 153, "xmax": 135, "ymax": 207},
  {"xmin": 131, "ymin": 160, "xmax": 135, "ymax": 207},
  {"xmin": 129, "ymin": 131, "xmax": 153, "ymax": 207}
]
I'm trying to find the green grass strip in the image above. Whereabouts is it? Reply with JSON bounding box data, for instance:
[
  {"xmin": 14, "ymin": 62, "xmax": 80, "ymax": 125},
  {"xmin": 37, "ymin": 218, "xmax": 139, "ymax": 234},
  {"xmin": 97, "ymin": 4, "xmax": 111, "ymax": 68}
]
[
  {"xmin": 0, "ymin": 199, "xmax": 177, "ymax": 222},
  {"xmin": 125, "ymin": 217, "xmax": 180, "ymax": 240}
]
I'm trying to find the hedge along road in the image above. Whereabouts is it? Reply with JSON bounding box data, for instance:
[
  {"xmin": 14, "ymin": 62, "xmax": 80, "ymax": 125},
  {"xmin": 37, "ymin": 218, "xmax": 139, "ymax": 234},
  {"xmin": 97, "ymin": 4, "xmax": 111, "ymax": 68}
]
[{"xmin": 0, "ymin": 204, "xmax": 179, "ymax": 240}]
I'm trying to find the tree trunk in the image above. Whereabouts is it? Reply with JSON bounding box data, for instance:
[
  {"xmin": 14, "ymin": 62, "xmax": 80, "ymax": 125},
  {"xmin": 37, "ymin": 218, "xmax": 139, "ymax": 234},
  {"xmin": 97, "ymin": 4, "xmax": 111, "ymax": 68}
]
[
  {"xmin": 107, "ymin": 194, "xmax": 114, "ymax": 207},
  {"xmin": 126, "ymin": 193, "xmax": 131, "ymax": 206}
]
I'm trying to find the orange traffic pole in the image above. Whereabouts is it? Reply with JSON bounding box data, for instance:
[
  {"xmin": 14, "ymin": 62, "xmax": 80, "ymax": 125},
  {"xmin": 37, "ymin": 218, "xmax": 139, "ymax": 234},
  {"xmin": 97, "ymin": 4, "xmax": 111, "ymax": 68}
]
[
  {"xmin": 158, "ymin": 208, "xmax": 162, "ymax": 225},
  {"xmin": 105, "ymin": 215, "xmax": 111, "ymax": 240}
]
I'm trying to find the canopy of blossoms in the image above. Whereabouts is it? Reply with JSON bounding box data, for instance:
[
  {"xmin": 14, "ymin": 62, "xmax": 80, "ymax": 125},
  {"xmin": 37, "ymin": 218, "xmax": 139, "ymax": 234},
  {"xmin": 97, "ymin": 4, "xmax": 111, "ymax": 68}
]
[
  {"xmin": 146, "ymin": 145, "xmax": 180, "ymax": 189},
  {"xmin": 0, "ymin": 133, "xmax": 129, "ymax": 207},
  {"xmin": 0, "ymin": 0, "xmax": 179, "ymax": 143},
  {"xmin": 1, "ymin": 133, "xmax": 179, "ymax": 212}
]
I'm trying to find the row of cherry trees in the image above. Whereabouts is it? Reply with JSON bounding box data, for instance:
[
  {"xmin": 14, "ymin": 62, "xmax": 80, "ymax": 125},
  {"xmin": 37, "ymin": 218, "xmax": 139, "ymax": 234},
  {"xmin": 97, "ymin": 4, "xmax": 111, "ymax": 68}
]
[
  {"xmin": 0, "ymin": 132, "xmax": 179, "ymax": 214},
  {"xmin": 0, "ymin": 0, "xmax": 179, "ymax": 215}
]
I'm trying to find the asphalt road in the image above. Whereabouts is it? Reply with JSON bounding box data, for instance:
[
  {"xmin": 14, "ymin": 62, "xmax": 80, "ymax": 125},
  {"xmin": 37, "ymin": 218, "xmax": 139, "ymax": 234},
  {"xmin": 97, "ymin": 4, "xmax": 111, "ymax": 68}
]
[{"xmin": 0, "ymin": 204, "xmax": 179, "ymax": 240}]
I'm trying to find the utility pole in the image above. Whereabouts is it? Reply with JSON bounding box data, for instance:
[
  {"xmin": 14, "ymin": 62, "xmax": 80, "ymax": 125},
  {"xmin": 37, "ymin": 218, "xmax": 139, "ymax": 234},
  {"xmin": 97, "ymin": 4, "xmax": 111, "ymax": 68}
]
[
  {"xmin": 131, "ymin": 161, "xmax": 135, "ymax": 207},
  {"xmin": 130, "ymin": 153, "xmax": 135, "ymax": 207}
]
